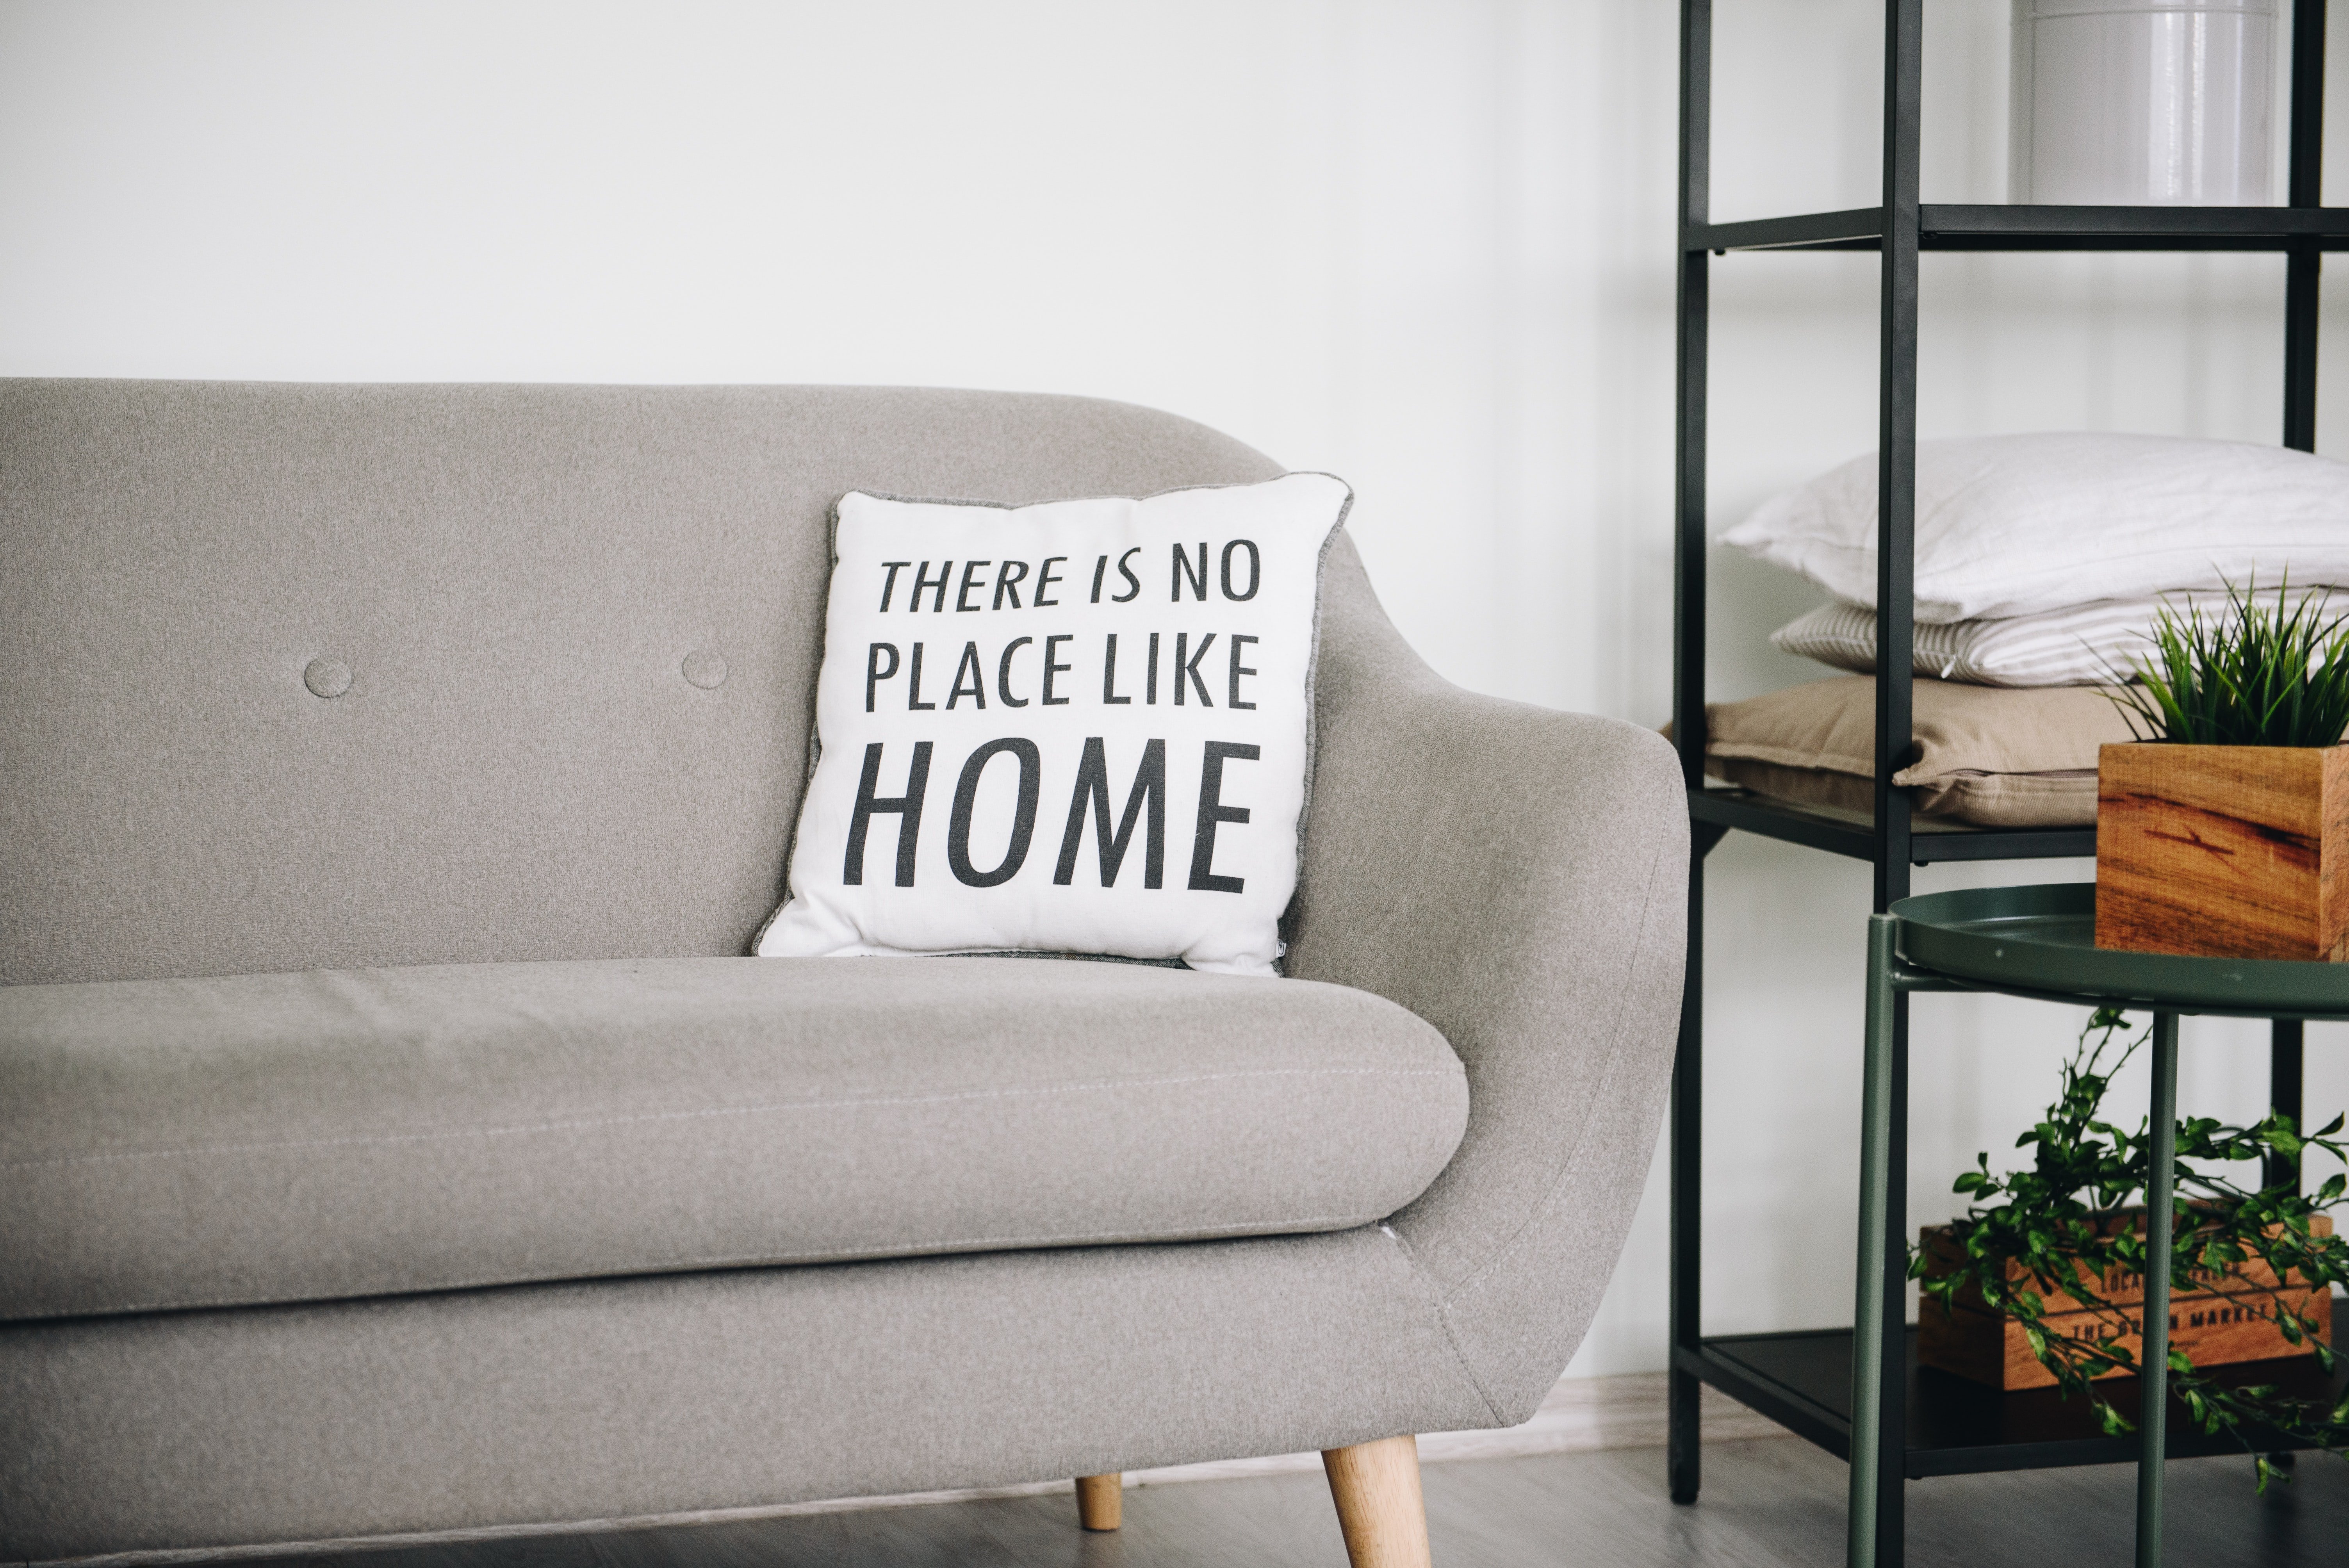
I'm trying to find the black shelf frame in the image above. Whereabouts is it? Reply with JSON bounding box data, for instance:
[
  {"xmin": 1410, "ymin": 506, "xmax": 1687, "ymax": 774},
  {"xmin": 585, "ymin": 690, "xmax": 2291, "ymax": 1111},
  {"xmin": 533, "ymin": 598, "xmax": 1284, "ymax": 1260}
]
[
  {"xmin": 1689, "ymin": 786, "xmax": 2098, "ymax": 863},
  {"xmin": 1684, "ymin": 1323, "xmax": 2349, "ymax": 1479},
  {"xmin": 1698, "ymin": 203, "xmax": 2349, "ymax": 253},
  {"xmin": 1668, "ymin": 4, "xmax": 2330, "ymax": 1566}
]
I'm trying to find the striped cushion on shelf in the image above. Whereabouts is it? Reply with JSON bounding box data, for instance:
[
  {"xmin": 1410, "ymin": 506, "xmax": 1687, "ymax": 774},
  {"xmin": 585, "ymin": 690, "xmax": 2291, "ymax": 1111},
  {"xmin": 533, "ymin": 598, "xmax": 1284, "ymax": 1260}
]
[{"xmin": 1768, "ymin": 595, "xmax": 2263, "ymax": 688}]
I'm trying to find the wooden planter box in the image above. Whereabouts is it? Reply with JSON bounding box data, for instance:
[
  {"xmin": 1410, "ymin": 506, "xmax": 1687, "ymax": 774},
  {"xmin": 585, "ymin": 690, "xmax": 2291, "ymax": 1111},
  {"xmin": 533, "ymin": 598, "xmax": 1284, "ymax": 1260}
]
[
  {"xmin": 2095, "ymin": 742, "xmax": 2349, "ymax": 961},
  {"xmin": 1918, "ymin": 1215, "xmax": 2335, "ymax": 1391}
]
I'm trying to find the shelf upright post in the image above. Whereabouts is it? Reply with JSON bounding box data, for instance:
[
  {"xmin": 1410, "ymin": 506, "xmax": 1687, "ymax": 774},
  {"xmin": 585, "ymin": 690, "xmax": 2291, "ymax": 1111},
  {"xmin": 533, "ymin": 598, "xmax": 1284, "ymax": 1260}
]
[
  {"xmin": 1863, "ymin": 4, "xmax": 1923, "ymax": 1565},
  {"xmin": 1848, "ymin": 915, "xmax": 1902, "ymax": 1568},
  {"xmin": 2272, "ymin": 0, "xmax": 2325, "ymax": 1197},
  {"xmin": 1874, "ymin": 0, "xmax": 1920, "ymax": 918},
  {"xmin": 2136, "ymin": 1012, "xmax": 2181, "ymax": 1568},
  {"xmin": 2269, "ymin": 1019, "xmax": 2306, "ymax": 1191},
  {"xmin": 1667, "ymin": 0, "xmax": 1713, "ymax": 1510},
  {"xmin": 2283, "ymin": 0, "xmax": 2325, "ymax": 454}
]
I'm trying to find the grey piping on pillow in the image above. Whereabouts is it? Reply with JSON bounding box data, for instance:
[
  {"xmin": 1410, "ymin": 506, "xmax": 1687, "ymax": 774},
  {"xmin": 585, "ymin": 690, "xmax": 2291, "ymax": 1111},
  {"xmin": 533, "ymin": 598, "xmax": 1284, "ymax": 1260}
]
[
  {"xmin": 757, "ymin": 475, "xmax": 1354, "ymax": 971},
  {"xmin": 1291, "ymin": 490, "xmax": 1353, "ymax": 884},
  {"xmin": 1279, "ymin": 490, "xmax": 1354, "ymax": 974}
]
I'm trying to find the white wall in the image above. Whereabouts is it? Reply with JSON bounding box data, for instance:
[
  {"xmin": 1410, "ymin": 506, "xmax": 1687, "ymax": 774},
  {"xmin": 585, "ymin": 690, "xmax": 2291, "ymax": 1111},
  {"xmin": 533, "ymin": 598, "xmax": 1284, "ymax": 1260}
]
[{"xmin": 5, "ymin": 0, "xmax": 2345, "ymax": 1380}]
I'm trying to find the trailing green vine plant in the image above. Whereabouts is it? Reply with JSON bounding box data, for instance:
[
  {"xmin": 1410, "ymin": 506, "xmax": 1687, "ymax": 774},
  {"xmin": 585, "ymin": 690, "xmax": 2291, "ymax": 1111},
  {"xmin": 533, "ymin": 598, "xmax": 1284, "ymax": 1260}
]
[{"xmin": 1911, "ymin": 1007, "xmax": 2349, "ymax": 1490}]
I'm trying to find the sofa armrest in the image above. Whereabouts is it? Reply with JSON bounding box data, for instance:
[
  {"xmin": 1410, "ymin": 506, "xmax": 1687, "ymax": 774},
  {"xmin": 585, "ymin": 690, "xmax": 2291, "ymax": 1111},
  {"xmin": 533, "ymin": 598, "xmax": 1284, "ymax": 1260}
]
[{"xmin": 1286, "ymin": 536, "xmax": 1689, "ymax": 1422}]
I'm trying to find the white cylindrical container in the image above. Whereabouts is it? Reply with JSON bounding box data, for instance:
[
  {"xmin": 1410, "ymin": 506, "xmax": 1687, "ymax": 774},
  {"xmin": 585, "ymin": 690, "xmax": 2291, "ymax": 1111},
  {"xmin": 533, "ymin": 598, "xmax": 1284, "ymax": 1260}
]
[{"xmin": 2010, "ymin": 0, "xmax": 2277, "ymax": 205}]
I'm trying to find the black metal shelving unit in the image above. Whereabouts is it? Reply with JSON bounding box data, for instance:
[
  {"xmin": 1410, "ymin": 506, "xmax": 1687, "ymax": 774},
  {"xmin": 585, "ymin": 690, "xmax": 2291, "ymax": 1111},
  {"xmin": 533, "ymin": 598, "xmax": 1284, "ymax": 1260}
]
[{"xmin": 1668, "ymin": 4, "xmax": 2337, "ymax": 1565}]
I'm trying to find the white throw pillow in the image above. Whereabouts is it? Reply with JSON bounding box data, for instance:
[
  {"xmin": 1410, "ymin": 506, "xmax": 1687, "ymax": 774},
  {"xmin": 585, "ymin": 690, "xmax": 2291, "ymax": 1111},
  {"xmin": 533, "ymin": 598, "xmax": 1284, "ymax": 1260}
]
[
  {"xmin": 756, "ymin": 474, "xmax": 1350, "ymax": 977},
  {"xmin": 1723, "ymin": 433, "xmax": 2349, "ymax": 624},
  {"xmin": 1768, "ymin": 593, "xmax": 2258, "ymax": 687}
]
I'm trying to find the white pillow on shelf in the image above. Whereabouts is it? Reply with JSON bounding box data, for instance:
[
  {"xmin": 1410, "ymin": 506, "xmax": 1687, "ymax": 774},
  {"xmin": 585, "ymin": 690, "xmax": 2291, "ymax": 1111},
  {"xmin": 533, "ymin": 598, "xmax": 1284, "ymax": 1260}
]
[
  {"xmin": 1723, "ymin": 433, "xmax": 2349, "ymax": 624},
  {"xmin": 755, "ymin": 473, "xmax": 1351, "ymax": 978}
]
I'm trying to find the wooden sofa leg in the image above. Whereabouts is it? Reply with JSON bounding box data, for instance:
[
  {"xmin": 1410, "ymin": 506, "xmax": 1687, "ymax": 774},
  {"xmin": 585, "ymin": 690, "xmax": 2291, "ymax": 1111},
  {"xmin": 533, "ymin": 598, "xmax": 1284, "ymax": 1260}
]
[
  {"xmin": 1322, "ymin": 1435, "xmax": 1431, "ymax": 1568},
  {"xmin": 1075, "ymin": 1472, "xmax": 1122, "ymax": 1531}
]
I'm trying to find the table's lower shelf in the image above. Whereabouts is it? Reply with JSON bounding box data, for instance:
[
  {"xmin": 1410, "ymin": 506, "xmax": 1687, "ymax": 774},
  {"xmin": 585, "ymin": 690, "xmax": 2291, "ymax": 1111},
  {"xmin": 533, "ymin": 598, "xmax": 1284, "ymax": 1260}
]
[{"xmin": 1679, "ymin": 1313, "xmax": 2349, "ymax": 1479}]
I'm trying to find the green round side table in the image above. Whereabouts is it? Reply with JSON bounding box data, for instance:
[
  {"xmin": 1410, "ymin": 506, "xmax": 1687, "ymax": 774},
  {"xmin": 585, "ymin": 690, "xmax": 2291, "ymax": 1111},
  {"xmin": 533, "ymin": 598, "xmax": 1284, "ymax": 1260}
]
[{"xmin": 1850, "ymin": 882, "xmax": 2349, "ymax": 1568}]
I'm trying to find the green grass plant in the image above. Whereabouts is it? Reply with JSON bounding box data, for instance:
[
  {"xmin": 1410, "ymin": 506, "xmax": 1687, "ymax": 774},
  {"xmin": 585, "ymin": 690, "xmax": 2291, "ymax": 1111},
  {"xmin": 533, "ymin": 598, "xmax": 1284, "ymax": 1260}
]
[{"xmin": 2108, "ymin": 577, "xmax": 2349, "ymax": 748}]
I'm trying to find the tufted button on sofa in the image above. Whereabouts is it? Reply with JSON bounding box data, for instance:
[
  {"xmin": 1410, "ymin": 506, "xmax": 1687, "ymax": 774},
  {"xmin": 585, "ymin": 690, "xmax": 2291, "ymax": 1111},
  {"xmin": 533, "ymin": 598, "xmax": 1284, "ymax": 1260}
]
[{"xmin": 0, "ymin": 380, "xmax": 1687, "ymax": 1564}]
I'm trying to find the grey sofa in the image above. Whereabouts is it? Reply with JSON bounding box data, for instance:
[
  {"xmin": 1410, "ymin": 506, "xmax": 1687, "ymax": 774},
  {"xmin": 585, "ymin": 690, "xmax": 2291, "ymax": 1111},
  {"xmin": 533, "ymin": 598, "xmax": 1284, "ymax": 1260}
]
[{"xmin": 0, "ymin": 380, "xmax": 1687, "ymax": 1564}]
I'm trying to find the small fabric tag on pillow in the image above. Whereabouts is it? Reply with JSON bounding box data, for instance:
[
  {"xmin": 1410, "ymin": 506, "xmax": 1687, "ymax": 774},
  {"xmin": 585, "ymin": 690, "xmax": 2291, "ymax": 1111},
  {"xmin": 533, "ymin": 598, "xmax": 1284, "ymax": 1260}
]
[{"xmin": 756, "ymin": 474, "xmax": 1351, "ymax": 977}]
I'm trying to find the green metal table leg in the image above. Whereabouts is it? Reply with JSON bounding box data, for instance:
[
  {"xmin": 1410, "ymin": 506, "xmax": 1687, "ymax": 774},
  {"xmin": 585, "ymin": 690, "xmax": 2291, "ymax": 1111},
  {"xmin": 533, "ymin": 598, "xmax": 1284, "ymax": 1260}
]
[
  {"xmin": 1848, "ymin": 914, "xmax": 1900, "ymax": 1568},
  {"xmin": 2137, "ymin": 1010, "xmax": 2179, "ymax": 1568}
]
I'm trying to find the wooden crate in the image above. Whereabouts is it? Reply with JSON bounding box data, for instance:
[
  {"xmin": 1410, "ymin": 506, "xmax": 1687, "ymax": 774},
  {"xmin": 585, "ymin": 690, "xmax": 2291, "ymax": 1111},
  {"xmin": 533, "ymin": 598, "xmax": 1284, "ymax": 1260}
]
[
  {"xmin": 1918, "ymin": 1215, "xmax": 2335, "ymax": 1391},
  {"xmin": 2095, "ymin": 741, "xmax": 2349, "ymax": 961}
]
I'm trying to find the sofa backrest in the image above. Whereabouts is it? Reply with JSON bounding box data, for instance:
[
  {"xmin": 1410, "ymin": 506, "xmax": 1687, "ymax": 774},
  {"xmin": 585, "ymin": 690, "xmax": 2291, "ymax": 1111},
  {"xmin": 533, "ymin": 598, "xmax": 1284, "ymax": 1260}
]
[{"xmin": 0, "ymin": 381, "xmax": 1284, "ymax": 985}]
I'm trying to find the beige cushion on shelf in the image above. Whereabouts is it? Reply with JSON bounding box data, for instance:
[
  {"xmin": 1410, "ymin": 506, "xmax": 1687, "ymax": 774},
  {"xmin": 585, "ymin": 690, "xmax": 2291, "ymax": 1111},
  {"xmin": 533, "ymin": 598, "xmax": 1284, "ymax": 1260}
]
[{"xmin": 1702, "ymin": 675, "xmax": 2138, "ymax": 828}]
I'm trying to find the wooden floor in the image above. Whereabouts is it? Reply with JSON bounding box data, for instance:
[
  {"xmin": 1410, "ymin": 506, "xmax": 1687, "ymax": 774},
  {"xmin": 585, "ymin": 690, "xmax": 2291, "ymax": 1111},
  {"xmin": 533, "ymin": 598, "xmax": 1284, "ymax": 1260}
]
[{"xmin": 296, "ymin": 1438, "xmax": 2349, "ymax": 1568}]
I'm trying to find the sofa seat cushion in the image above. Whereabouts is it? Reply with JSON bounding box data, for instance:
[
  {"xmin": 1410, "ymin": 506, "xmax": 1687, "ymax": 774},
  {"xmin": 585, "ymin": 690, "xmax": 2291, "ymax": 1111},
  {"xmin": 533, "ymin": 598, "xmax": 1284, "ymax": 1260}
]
[{"xmin": 0, "ymin": 957, "xmax": 1466, "ymax": 1322}]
